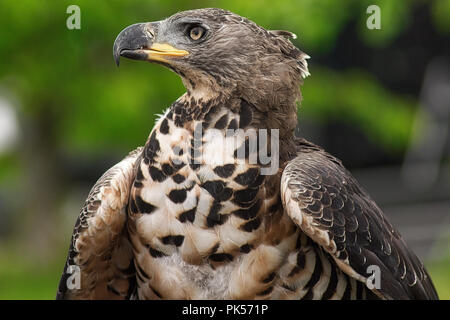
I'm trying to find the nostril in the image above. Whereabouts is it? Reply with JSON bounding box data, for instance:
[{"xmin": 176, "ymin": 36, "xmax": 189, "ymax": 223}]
[{"xmin": 144, "ymin": 26, "xmax": 155, "ymax": 39}]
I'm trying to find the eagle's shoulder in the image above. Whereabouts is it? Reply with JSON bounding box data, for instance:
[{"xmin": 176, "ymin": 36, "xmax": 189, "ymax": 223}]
[
  {"xmin": 56, "ymin": 147, "xmax": 143, "ymax": 299},
  {"xmin": 281, "ymin": 139, "xmax": 438, "ymax": 299}
]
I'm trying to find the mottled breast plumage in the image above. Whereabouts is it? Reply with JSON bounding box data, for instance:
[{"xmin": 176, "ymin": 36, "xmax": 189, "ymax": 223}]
[
  {"xmin": 124, "ymin": 95, "xmax": 375, "ymax": 300},
  {"xmin": 127, "ymin": 95, "xmax": 272, "ymax": 299}
]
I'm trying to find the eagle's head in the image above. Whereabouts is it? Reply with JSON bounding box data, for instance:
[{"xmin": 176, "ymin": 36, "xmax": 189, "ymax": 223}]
[{"xmin": 113, "ymin": 8, "xmax": 309, "ymax": 104}]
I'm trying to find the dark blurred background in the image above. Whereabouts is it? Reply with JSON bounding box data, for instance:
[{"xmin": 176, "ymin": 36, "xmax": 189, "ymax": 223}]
[{"xmin": 0, "ymin": 0, "xmax": 448, "ymax": 299}]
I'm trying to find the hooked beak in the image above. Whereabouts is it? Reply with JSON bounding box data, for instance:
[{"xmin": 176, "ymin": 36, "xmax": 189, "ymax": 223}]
[{"xmin": 113, "ymin": 22, "xmax": 189, "ymax": 66}]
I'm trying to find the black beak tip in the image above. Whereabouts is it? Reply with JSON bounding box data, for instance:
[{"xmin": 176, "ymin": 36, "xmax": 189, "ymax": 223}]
[
  {"xmin": 113, "ymin": 41, "xmax": 121, "ymax": 67},
  {"xmin": 114, "ymin": 53, "xmax": 120, "ymax": 67},
  {"xmin": 113, "ymin": 23, "xmax": 153, "ymax": 67},
  {"xmin": 113, "ymin": 32, "xmax": 124, "ymax": 67}
]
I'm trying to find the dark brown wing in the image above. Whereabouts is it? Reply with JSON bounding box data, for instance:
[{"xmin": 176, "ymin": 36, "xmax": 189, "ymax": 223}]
[
  {"xmin": 281, "ymin": 142, "xmax": 438, "ymax": 300},
  {"xmin": 56, "ymin": 147, "xmax": 143, "ymax": 299}
]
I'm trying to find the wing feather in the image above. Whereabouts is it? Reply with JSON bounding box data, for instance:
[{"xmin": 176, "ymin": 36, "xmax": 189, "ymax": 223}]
[
  {"xmin": 281, "ymin": 142, "xmax": 438, "ymax": 300},
  {"xmin": 56, "ymin": 147, "xmax": 143, "ymax": 299}
]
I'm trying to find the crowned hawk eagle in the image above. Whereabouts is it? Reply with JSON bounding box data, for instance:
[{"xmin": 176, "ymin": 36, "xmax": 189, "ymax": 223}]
[{"xmin": 56, "ymin": 8, "xmax": 438, "ymax": 300}]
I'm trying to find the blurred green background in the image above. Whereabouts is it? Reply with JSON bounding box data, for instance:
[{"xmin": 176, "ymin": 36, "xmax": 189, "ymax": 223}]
[{"xmin": 0, "ymin": 0, "xmax": 449, "ymax": 299}]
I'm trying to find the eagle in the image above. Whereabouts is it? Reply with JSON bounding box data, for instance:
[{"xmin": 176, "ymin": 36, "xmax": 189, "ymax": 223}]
[{"xmin": 56, "ymin": 8, "xmax": 438, "ymax": 300}]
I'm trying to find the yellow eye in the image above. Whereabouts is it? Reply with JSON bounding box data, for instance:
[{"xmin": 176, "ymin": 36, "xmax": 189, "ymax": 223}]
[{"xmin": 189, "ymin": 26, "xmax": 205, "ymax": 40}]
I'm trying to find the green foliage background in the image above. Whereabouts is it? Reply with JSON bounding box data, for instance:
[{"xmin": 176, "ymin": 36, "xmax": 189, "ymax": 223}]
[
  {"xmin": 0, "ymin": 0, "xmax": 425, "ymax": 154},
  {"xmin": 0, "ymin": 0, "xmax": 449, "ymax": 299}
]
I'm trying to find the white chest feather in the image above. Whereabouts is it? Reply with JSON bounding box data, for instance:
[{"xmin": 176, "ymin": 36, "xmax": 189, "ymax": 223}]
[{"xmin": 128, "ymin": 107, "xmax": 275, "ymax": 299}]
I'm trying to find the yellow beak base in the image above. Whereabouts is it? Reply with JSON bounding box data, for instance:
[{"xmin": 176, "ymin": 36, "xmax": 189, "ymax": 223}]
[{"xmin": 144, "ymin": 43, "xmax": 189, "ymax": 62}]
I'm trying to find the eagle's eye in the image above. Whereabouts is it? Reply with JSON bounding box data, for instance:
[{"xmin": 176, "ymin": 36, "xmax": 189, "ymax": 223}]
[{"xmin": 188, "ymin": 26, "xmax": 206, "ymax": 41}]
